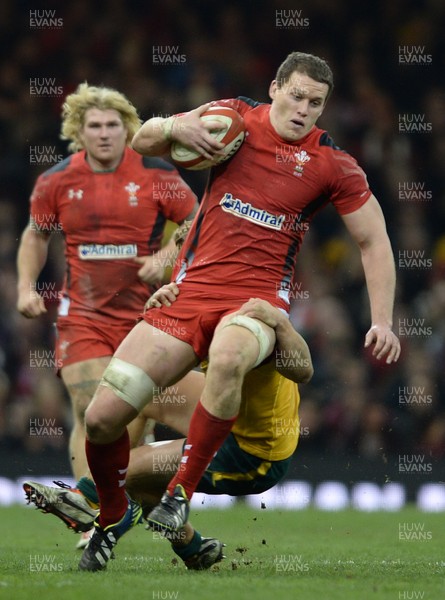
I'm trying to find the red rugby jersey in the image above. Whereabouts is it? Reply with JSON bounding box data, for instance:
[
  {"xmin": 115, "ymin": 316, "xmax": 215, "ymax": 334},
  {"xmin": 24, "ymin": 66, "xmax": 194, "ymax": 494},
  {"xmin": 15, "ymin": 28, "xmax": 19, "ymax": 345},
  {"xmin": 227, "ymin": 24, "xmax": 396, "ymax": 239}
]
[
  {"xmin": 30, "ymin": 147, "xmax": 196, "ymax": 322},
  {"xmin": 173, "ymin": 97, "xmax": 371, "ymax": 307}
]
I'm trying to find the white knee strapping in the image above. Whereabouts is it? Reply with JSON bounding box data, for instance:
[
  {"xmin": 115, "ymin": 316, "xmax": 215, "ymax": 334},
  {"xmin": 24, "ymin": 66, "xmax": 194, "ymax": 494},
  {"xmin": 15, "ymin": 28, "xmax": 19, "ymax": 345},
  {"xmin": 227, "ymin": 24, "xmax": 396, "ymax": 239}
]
[
  {"xmin": 100, "ymin": 357, "xmax": 156, "ymax": 412},
  {"xmin": 221, "ymin": 314, "xmax": 273, "ymax": 368}
]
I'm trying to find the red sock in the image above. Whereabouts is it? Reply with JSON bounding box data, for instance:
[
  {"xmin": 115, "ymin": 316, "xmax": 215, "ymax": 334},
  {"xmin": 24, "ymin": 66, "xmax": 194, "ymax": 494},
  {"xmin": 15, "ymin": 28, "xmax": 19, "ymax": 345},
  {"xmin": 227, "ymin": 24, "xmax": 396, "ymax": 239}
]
[
  {"xmin": 167, "ymin": 400, "xmax": 237, "ymax": 499},
  {"xmin": 85, "ymin": 430, "xmax": 130, "ymax": 528}
]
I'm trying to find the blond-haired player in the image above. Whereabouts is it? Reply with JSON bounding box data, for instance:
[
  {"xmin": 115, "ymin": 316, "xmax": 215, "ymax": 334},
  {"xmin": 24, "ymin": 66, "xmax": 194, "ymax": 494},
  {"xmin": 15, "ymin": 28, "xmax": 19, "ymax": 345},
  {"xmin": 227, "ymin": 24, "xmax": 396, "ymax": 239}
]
[{"xmin": 17, "ymin": 82, "xmax": 198, "ymax": 547}]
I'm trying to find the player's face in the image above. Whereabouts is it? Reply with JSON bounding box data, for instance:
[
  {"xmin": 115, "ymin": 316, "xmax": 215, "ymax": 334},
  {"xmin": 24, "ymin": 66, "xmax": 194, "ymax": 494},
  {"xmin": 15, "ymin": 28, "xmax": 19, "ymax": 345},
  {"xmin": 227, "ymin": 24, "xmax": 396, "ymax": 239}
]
[
  {"xmin": 79, "ymin": 108, "xmax": 128, "ymax": 170},
  {"xmin": 269, "ymin": 71, "xmax": 329, "ymax": 141}
]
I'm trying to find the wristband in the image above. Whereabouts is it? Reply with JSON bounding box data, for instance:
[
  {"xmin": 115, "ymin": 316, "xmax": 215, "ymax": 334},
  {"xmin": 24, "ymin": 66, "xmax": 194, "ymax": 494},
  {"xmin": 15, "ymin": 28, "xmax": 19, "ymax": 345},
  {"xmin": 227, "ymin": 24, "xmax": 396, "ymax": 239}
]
[{"xmin": 163, "ymin": 116, "xmax": 177, "ymax": 141}]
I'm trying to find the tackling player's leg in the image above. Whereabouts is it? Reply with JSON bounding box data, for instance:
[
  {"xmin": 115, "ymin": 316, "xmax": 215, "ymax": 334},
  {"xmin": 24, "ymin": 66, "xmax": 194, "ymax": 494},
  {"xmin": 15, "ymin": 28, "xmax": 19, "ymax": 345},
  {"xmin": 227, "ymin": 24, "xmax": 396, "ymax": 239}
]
[{"xmin": 147, "ymin": 315, "xmax": 276, "ymax": 533}]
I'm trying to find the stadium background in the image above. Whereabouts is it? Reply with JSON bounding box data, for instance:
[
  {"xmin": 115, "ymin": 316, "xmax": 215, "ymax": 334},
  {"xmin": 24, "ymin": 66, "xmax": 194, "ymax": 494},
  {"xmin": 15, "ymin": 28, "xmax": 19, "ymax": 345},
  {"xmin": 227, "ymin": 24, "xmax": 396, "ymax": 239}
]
[{"xmin": 0, "ymin": 0, "xmax": 444, "ymax": 510}]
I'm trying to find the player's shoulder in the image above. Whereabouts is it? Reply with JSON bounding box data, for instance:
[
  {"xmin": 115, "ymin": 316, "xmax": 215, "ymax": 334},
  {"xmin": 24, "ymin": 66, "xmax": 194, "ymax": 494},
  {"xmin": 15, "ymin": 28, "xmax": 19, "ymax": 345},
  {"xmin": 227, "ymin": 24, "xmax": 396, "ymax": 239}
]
[
  {"xmin": 317, "ymin": 130, "xmax": 343, "ymax": 151},
  {"xmin": 212, "ymin": 96, "xmax": 267, "ymax": 117},
  {"xmin": 125, "ymin": 147, "xmax": 175, "ymax": 172},
  {"xmin": 39, "ymin": 156, "xmax": 73, "ymax": 180},
  {"xmin": 309, "ymin": 127, "xmax": 344, "ymax": 153},
  {"xmin": 142, "ymin": 156, "xmax": 175, "ymax": 172},
  {"xmin": 311, "ymin": 129, "xmax": 368, "ymax": 189},
  {"xmin": 311, "ymin": 128, "xmax": 361, "ymax": 168},
  {"xmin": 235, "ymin": 96, "xmax": 265, "ymax": 110}
]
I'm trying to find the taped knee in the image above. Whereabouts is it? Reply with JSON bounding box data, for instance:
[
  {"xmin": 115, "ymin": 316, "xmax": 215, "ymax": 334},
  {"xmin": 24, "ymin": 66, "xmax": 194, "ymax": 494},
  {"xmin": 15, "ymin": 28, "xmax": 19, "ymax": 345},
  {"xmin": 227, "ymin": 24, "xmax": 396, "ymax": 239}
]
[
  {"xmin": 221, "ymin": 315, "xmax": 273, "ymax": 368},
  {"xmin": 100, "ymin": 357, "xmax": 157, "ymax": 412}
]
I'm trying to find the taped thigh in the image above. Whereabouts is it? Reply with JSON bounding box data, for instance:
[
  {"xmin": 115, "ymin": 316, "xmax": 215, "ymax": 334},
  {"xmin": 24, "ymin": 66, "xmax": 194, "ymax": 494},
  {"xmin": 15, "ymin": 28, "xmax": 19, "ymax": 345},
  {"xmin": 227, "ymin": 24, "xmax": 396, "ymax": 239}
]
[
  {"xmin": 221, "ymin": 315, "xmax": 274, "ymax": 367},
  {"xmin": 100, "ymin": 357, "xmax": 157, "ymax": 412}
]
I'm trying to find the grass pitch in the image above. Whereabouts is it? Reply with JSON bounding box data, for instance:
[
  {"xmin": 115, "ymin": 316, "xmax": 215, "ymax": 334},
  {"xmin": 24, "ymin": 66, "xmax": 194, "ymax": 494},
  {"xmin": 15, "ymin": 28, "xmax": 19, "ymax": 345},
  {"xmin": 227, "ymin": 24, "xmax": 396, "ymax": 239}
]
[{"xmin": 0, "ymin": 503, "xmax": 443, "ymax": 600}]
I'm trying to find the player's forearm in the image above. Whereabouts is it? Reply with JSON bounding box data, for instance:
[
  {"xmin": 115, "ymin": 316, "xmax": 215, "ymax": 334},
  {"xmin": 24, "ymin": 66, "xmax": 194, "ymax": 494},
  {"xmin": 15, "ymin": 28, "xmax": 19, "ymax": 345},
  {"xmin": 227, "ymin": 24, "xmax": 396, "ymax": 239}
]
[
  {"xmin": 17, "ymin": 227, "xmax": 49, "ymax": 291},
  {"xmin": 274, "ymin": 315, "xmax": 314, "ymax": 384},
  {"xmin": 361, "ymin": 237, "xmax": 396, "ymax": 328},
  {"xmin": 132, "ymin": 118, "xmax": 172, "ymax": 156},
  {"xmin": 151, "ymin": 237, "xmax": 178, "ymax": 270}
]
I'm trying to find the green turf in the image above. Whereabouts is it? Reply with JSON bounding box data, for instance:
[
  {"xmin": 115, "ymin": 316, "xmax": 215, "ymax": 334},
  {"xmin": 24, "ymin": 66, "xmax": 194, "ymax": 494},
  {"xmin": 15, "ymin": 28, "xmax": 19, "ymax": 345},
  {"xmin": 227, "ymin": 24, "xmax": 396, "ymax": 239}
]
[{"xmin": 0, "ymin": 504, "xmax": 443, "ymax": 599}]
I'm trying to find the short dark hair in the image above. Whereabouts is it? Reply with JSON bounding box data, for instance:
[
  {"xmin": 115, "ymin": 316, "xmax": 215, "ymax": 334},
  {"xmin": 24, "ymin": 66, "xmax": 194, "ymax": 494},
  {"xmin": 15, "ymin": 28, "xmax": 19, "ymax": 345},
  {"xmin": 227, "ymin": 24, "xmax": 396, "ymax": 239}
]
[{"xmin": 275, "ymin": 52, "xmax": 334, "ymax": 101}]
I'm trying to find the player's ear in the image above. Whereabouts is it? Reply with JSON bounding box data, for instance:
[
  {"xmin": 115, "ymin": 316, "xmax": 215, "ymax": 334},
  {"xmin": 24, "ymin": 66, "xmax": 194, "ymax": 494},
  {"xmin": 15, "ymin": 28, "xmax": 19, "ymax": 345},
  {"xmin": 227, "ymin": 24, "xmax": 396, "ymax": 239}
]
[{"xmin": 269, "ymin": 80, "xmax": 278, "ymax": 101}]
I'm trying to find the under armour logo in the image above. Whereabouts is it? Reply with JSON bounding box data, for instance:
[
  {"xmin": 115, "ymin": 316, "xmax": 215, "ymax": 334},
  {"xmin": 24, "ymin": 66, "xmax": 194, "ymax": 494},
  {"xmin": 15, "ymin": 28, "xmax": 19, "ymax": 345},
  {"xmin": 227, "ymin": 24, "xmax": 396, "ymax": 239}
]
[{"xmin": 68, "ymin": 189, "xmax": 83, "ymax": 200}]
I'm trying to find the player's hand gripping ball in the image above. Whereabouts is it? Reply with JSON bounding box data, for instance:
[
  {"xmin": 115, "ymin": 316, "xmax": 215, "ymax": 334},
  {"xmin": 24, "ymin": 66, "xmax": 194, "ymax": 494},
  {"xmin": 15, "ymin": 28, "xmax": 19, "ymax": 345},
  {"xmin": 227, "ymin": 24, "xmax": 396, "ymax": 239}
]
[{"xmin": 171, "ymin": 106, "xmax": 245, "ymax": 170}]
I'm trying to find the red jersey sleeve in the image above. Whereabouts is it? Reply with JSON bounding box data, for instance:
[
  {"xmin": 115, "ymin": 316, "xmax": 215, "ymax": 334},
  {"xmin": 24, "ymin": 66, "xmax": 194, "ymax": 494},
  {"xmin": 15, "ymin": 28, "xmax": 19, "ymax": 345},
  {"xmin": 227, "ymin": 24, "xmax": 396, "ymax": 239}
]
[
  {"xmin": 208, "ymin": 97, "xmax": 263, "ymax": 118},
  {"xmin": 327, "ymin": 150, "xmax": 372, "ymax": 215},
  {"xmin": 29, "ymin": 171, "xmax": 59, "ymax": 232},
  {"xmin": 154, "ymin": 168, "xmax": 197, "ymax": 223},
  {"xmin": 174, "ymin": 97, "xmax": 260, "ymax": 120}
]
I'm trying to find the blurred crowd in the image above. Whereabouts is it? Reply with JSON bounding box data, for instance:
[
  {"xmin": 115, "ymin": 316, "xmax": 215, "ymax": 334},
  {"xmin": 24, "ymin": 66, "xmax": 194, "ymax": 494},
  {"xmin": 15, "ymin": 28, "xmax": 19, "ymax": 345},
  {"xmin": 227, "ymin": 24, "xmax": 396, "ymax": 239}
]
[{"xmin": 0, "ymin": 0, "xmax": 444, "ymax": 463}]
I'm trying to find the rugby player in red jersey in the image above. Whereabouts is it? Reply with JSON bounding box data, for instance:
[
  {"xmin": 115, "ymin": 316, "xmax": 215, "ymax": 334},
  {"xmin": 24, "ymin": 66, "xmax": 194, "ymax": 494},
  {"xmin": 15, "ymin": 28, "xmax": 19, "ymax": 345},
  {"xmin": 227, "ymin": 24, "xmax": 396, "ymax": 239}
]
[
  {"xmin": 16, "ymin": 83, "xmax": 198, "ymax": 547},
  {"xmin": 75, "ymin": 53, "xmax": 400, "ymax": 571},
  {"xmin": 24, "ymin": 288, "xmax": 313, "ymax": 570}
]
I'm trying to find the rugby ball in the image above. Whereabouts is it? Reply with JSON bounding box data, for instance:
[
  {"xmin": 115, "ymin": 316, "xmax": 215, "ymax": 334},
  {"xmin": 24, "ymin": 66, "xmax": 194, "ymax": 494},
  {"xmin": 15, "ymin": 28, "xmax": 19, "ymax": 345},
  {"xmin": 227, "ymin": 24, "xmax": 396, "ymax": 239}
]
[{"xmin": 170, "ymin": 106, "xmax": 245, "ymax": 170}]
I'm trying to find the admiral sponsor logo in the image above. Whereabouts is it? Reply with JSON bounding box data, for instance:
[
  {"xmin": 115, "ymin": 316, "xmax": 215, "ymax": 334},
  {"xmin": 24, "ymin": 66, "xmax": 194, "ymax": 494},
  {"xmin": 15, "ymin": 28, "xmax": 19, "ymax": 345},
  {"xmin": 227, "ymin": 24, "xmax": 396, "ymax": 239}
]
[
  {"xmin": 78, "ymin": 244, "xmax": 138, "ymax": 260},
  {"xmin": 220, "ymin": 193, "xmax": 285, "ymax": 230}
]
